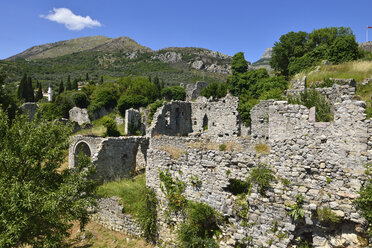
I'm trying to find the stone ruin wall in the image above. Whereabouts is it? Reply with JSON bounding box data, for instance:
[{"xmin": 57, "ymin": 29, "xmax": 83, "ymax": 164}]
[
  {"xmin": 146, "ymin": 95, "xmax": 371, "ymax": 247},
  {"xmin": 148, "ymin": 94, "xmax": 241, "ymax": 138},
  {"xmin": 67, "ymin": 80, "xmax": 372, "ymax": 246},
  {"xmin": 69, "ymin": 135, "xmax": 149, "ymax": 182}
]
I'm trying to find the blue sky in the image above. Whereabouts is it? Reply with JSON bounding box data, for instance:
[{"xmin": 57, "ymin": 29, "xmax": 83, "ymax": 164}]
[{"xmin": 1, "ymin": 0, "xmax": 372, "ymax": 62}]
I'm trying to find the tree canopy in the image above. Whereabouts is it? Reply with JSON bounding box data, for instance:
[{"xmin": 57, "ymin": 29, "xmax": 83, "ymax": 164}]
[
  {"xmin": 270, "ymin": 27, "xmax": 361, "ymax": 76},
  {"xmin": 0, "ymin": 110, "xmax": 97, "ymax": 247}
]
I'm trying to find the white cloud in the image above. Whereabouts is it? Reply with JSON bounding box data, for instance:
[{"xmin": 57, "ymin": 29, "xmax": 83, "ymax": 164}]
[{"xmin": 40, "ymin": 8, "xmax": 102, "ymax": 31}]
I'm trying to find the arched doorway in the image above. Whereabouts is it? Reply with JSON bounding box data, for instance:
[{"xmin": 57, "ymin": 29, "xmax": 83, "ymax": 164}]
[{"xmin": 74, "ymin": 141, "xmax": 92, "ymax": 167}]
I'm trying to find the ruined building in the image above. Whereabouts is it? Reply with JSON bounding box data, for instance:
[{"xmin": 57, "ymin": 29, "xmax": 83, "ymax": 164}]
[{"xmin": 69, "ymin": 79, "xmax": 371, "ymax": 247}]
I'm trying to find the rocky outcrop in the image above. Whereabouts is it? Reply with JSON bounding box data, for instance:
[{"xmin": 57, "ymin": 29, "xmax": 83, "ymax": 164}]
[{"xmin": 69, "ymin": 107, "xmax": 91, "ymax": 125}]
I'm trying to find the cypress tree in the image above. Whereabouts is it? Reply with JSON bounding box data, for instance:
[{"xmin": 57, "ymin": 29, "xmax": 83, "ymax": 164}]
[
  {"xmin": 100, "ymin": 76, "xmax": 104, "ymax": 84},
  {"xmin": 66, "ymin": 75, "xmax": 72, "ymax": 90},
  {"xmin": 85, "ymin": 73, "xmax": 89, "ymax": 81},
  {"xmin": 36, "ymin": 83, "xmax": 43, "ymax": 102},
  {"xmin": 72, "ymin": 79, "xmax": 78, "ymax": 90},
  {"xmin": 18, "ymin": 74, "xmax": 27, "ymax": 100},
  {"xmin": 59, "ymin": 80, "xmax": 64, "ymax": 94},
  {"xmin": 26, "ymin": 76, "xmax": 34, "ymax": 102}
]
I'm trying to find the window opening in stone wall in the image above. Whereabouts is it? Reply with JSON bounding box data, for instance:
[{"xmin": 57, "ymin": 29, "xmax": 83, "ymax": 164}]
[{"xmin": 202, "ymin": 114, "xmax": 208, "ymax": 131}]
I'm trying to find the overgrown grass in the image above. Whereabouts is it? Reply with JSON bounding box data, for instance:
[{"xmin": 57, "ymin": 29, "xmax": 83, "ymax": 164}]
[
  {"xmin": 295, "ymin": 60, "xmax": 372, "ymax": 84},
  {"xmin": 75, "ymin": 114, "xmax": 125, "ymax": 136},
  {"xmin": 254, "ymin": 143, "xmax": 270, "ymax": 154},
  {"xmin": 96, "ymin": 174, "xmax": 146, "ymax": 217}
]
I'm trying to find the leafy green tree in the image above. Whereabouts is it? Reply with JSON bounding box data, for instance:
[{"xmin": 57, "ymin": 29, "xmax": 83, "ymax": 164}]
[
  {"xmin": 101, "ymin": 116, "xmax": 121, "ymax": 137},
  {"xmin": 270, "ymin": 31, "xmax": 308, "ymax": 77},
  {"xmin": 200, "ymin": 82, "xmax": 227, "ymax": 99},
  {"xmin": 0, "ymin": 110, "xmax": 97, "ymax": 247},
  {"xmin": 88, "ymin": 82, "xmax": 119, "ymax": 115},
  {"xmin": 117, "ymin": 94, "xmax": 148, "ymax": 116},
  {"xmin": 0, "ymin": 73, "xmax": 17, "ymax": 120},
  {"xmin": 119, "ymin": 76, "xmax": 159, "ymax": 102},
  {"xmin": 73, "ymin": 92, "xmax": 89, "ymax": 108},
  {"xmin": 161, "ymin": 86, "xmax": 186, "ymax": 101},
  {"xmin": 231, "ymin": 52, "xmax": 248, "ymax": 75},
  {"xmin": 326, "ymin": 36, "xmax": 361, "ymax": 63},
  {"xmin": 308, "ymin": 27, "xmax": 354, "ymax": 49}
]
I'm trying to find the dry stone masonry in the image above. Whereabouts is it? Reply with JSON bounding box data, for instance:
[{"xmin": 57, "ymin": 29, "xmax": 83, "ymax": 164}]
[{"xmin": 69, "ymin": 79, "xmax": 371, "ymax": 247}]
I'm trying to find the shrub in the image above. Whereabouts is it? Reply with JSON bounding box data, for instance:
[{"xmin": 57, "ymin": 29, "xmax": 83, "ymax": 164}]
[
  {"xmin": 37, "ymin": 103, "xmax": 64, "ymax": 120},
  {"xmin": 316, "ymin": 207, "xmax": 341, "ymax": 224},
  {"xmin": 288, "ymin": 194, "xmax": 305, "ymax": 221},
  {"xmin": 117, "ymin": 94, "xmax": 148, "ymax": 116},
  {"xmin": 177, "ymin": 201, "xmax": 221, "ymax": 248},
  {"xmin": 354, "ymin": 163, "xmax": 372, "ymax": 238},
  {"xmin": 136, "ymin": 188, "xmax": 158, "ymax": 243},
  {"xmin": 73, "ymin": 92, "xmax": 89, "ymax": 108},
  {"xmin": 248, "ymin": 164, "xmax": 276, "ymax": 195},
  {"xmin": 101, "ymin": 116, "xmax": 120, "ymax": 137},
  {"xmin": 161, "ymin": 86, "xmax": 186, "ymax": 101},
  {"xmin": 288, "ymin": 88, "xmax": 333, "ymax": 122},
  {"xmin": 159, "ymin": 170, "xmax": 186, "ymax": 213},
  {"xmin": 147, "ymin": 100, "xmax": 164, "ymax": 125}
]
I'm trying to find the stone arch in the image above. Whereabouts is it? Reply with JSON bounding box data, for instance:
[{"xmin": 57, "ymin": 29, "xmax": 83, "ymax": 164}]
[{"xmin": 73, "ymin": 141, "xmax": 92, "ymax": 167}]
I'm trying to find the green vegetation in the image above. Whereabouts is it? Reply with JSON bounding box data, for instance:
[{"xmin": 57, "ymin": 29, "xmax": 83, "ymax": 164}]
[
  {"xmin": 161, "ymin": 86, "xmax": 186, "ymax": 101},
  {"xmin": 0, "ymin": 110, "xmax": 97, "ymax": 247},
  {"xmin": 354, "ymin": 163, "xmax": 372, "ymax": 239},
  {"xmin": 228, "ymin": 53, "xmax": 288, "ymax": 124},
  {"xmin": 270, "ymin": 27, "xmax": 361, "ymax": 77},
  {"xmin": 316, "ymin": 207, "xmax": 341, "ymax": 224},
  {"xmin": 226, "ymin": 179, "xmax": 251, "ymax": 195},
  {"xmin": 177, "ymin": 201, "xmax": 221, "ymax": 248},
  {"xmin": 101, "ymin": 116, "xmax": 121, "ymax": 137},
  {"xmin": 147, "ymin": 100, "xmax": 164, "ymax": 125},
  {"xmin": 159, "ymin": 170, "xmax": 187, "ymax": 213},
  {"xmin": 248, "ymin": 164, "xmax": 276, "ymax": 195},
  {"xmin": 219, "ymin": 143, "xmax": 226, "ymax": 151},
  {"xmin": 96, "ymin": 174, "xmax": 158, "ymax": 242},
  {"xmin": 288, "ymin": 88, "xmax": 333, "ymax": 122},
  {"xmin": 288, "ymin": 194, "xmax": 305, "ymax": 221},
  {"xmin": 200, "ymin": 82, "xmax": 228, "ymax": 99}
]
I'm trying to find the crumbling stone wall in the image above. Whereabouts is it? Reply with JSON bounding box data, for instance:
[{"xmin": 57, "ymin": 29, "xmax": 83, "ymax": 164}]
[
  {"xmin": 125, "ymin": 108, "xmax": 141, "ymax": 135},
  {"xmin": 250, "ymin": 100, "xmax": 273, "ymax": 140},
  {"xmin": 191, "ymin": 94, "xmax": 240, "ymax": 137},
  {"xmin": 92, "ymin": 197, "xmax": 142, "ymax": 237},
  {"xmin": 148, "ymin": 101, "xmax": 192, "ymax": 136},
  {"xmin": 69, "ymin": 135, "xmax": 149, "ymax": 182},
  {"xmin": 148, "ymin": 94, "xmax": 241, "ymax": 138},
  {"xmin": 146, "ymin": 98, "xmax": 370, "ymax": 247}
]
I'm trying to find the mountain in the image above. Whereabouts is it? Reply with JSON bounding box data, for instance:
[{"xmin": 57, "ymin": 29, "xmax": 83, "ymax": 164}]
[
  {"xmin": 5, "ymin": 36, "xmax": 151, "ymax": 61},
  {"xmin": 1, "ymin": 36, "xmax": 233, "ymax": 85},
  {"xmin": 251, "ymin": 47, "xmax": 272, "ymax": 71}
]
